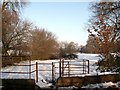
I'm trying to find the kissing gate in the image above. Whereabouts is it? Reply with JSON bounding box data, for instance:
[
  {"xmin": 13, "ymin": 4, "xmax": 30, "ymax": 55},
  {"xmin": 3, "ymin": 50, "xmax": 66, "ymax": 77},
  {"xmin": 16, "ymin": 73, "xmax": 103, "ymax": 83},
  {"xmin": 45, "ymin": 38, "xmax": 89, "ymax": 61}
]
[{"xmin": 2, "ymin": 56, "xmax": 90, "ymax": 83}]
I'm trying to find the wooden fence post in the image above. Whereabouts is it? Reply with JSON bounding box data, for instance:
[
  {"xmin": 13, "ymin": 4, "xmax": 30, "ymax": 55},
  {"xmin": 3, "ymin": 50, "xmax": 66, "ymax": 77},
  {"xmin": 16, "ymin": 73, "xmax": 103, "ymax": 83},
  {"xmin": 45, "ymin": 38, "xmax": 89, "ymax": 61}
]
[
  {"xmin": 52, "ymin": 62, "xmax": 54, "ymax": 81},
  {"xmin": 36, "ymin": 62, "xmax": 38, "ymax": 82}
]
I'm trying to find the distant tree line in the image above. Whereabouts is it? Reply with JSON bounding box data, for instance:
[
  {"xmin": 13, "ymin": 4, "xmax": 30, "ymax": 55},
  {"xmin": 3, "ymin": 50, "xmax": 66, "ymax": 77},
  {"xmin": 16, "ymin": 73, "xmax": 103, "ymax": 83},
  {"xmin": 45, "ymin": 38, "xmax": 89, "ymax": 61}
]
[{"xmin": 59, "ymin": 41, "xmax": 79, "ymax": 58}]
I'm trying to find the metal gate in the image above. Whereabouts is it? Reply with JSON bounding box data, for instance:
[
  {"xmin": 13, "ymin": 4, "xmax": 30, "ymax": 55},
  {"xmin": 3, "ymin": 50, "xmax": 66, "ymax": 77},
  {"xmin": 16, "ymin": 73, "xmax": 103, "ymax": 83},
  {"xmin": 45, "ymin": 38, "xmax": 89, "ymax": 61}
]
[
  {"xmin": 54, "ymin": 59, "xmax": 90, "ymax": 77},
  {"xmin": 1, "ymin": 56, "xmax": 90, "ymax": 83}
]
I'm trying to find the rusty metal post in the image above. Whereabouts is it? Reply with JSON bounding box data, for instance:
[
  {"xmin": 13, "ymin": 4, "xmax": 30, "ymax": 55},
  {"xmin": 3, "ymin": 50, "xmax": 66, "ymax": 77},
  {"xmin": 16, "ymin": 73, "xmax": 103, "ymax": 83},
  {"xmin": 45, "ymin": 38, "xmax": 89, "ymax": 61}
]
[
  {"xmin": 88, "ymin": 60, "xmax": 90, "ymax": 74},
  {"xmin": 29, "ymin": 56, "xmax": 31, "ymax": 79},
  {"xmin": 68, "ymin": 61, "xmax": 70, "ymax": 77},
  {"xmin": 36, "ymin": 62, "xmax": 38, "ymax": 82},
  {"xmin": 84, "ymin": 60, "xmax": 86, "ymax": 74},
  {"xmin": 62, "ymin": 59, "xmax": 64, "ymax": 76},
  {"xmin": 83, "ymin": 59, "xmax": 85, "ymax": 74},
  {"xmin": 59, "ymin": 59, "xmax": 61, "ymax": 77},
  {"xmin": 52, "ymin": 62, "xmax": 54, "ymax": 81}
]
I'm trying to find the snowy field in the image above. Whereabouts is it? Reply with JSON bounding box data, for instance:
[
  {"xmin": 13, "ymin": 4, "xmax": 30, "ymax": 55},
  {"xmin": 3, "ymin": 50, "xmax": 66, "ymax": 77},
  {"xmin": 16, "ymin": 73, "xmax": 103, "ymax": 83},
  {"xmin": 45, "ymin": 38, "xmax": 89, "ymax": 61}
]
[{"xmin": 1, "ymin": 53, "xmax": 117, "ymax": 88}]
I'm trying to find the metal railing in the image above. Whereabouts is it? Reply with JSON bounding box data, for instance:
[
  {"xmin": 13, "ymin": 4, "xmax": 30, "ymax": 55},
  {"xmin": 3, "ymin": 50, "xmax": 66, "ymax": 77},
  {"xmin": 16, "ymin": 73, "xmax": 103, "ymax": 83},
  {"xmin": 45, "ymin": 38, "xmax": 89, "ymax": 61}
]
[
  {"xmin": 1, "ymin": 56, "xmax": 33, "ymax": 79},
  {"xmin": 1, "ymin": 56, "xmax": 55, "ymax": 83},
  {"xmin": 54, "ymin": 59, "xmax": 90, "ymax": 77},
  {"xmin": 35, "ymin": 62, "xmax": 54, "ymax": 82},
  {"xmin": 1, "ymin": 56, "xmax": 90, "ymax": 83}
]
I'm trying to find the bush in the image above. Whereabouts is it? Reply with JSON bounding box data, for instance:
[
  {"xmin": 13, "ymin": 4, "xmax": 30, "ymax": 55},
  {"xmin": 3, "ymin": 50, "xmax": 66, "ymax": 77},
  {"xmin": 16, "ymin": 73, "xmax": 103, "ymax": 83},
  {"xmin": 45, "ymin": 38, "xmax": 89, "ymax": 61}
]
[{"xmin": 97, "ymin": 53, "xmax": 120, "ymax": 73}]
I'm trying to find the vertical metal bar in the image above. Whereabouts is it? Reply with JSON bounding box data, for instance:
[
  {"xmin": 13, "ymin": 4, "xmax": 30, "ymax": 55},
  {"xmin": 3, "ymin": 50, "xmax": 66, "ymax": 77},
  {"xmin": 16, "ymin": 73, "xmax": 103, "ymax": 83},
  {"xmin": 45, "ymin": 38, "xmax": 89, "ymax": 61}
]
[
  {"xmin": 52, "ymin": 62, "xmax": 54, "ymax": 81},
  {"xmin": 83, "ymin": 59, "xmax": 85, "ymax": 74},
  {"xmin": 68, "ymin": 61, "xmax": 70, "ymax": 77},
  {"xmin": 84, "ymin": 60, "xmax": 86, "ymax": 74},
  {"xmin": 59, "ymin": 59, "xmax": 61, "ymax": 77},
  {"xmin": 88, "ymin": 60, "xmax": 90, "ymax": 74},
  {"xmin": 62, "ymin": 59, "xmax": 64, "ymax": 76},
  {"xmin": 36, "ymin": 62, "xmax": 38, "ymax": 82},
  {"xmin": 29, "ymin": 56, "xmax": 31, "ymax": 79}
]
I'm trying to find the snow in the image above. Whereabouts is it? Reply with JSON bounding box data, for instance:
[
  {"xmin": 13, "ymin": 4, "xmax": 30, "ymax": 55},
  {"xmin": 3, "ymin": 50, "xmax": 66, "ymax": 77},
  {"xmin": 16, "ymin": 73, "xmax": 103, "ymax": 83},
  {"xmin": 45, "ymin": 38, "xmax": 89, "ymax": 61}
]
[
  {"xmin": 77, "ymin": 53, "xmax": 100, "ymax": 61},
  {"xmin": 1, "ymin": 53, "xmax": 119, "ymax": 88},
  {"xmin": 57, "ymin": 86, "xmax": 78, "ymax": 90},
  {"xmin": 81, "ymin": 81, "xmax": 120, "ymax": 89},
  {"xmin": 1, "ymin": 60, "xmax": 58, "ymax": 87}
]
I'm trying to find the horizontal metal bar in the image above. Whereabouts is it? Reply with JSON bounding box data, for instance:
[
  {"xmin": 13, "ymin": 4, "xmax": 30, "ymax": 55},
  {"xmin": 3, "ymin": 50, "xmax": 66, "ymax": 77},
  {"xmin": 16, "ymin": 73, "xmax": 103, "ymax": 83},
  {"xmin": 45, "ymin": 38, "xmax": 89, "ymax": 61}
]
[
  {"xmin": 63, "ymin": 73, "xmax": 86, "ymax": 75},
  {"xmin": 1, "ymin": 72, "xmax": 30, "ymax": 74},
  {"xmin": 30, "ymin": 70, "xmax": 36, "ymax": 73},
  {"xmin": 63, "ymin": 60, "xmax": 89, "ymax": 62},
  {"xmin": 38, "ymin": 70, "xmax": 52, "ymax": 71},
  {"xmin": 30, "ymin": 64, "xmax": 36, "ymax": 66},
  {"xmin": 12, "ymin": 64, "xmax": 36, "ymax": 66},
  {"xmin": 38, "ymin": 63, "xmax": 52, "ymax": 64},
  {"xmin": 13, "ymin": 64, "xmax": 31, "ymax": 66},
  {"xmin": 67, "ymin": 66, "xmax": 84, "ymax": 68},
  {"xmin": 64, "ymin": 70, "xmax": 84, "ymax": 71}
]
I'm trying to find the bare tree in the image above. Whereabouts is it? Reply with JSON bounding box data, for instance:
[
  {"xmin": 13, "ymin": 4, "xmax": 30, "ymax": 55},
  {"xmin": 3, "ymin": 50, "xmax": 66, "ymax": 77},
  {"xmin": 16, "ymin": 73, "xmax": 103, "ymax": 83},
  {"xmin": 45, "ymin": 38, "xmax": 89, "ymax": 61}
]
[
  {"xmin": 30, "ymin": 28, "xmax": 59, "ymax": 60},
  {"xmin": 59, "ymin": 41, "xmax": 79, "ymax": 58},
  {"xmin": 2, "ymin": 0, "xmax": 27, "ymax": 14},
  {"xmin": 2, "ymin": 9, "xmax": 32, "ymax": 55}
]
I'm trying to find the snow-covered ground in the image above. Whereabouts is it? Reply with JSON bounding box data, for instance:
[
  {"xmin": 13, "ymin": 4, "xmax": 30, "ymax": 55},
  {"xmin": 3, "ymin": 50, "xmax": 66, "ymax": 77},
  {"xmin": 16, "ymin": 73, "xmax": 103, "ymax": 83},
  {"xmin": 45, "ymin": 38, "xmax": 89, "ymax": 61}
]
[
  {"xmin": 57, "ymin": 81, "xmax": 120, "ymax": 90},
  {"xmin": 81, "ymin": 81, "xmax": 120, "ymax": 89},
  {"xmin": 1, "ymin": 53, "xmax": 118, "ymax": 88},
  {"xmin": 1, "ymin": 60, "xmax": 57, "ymax": 87}
]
